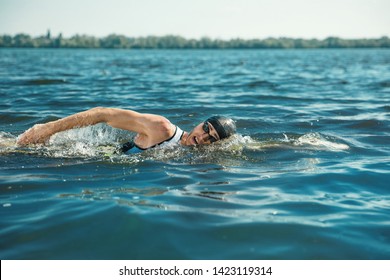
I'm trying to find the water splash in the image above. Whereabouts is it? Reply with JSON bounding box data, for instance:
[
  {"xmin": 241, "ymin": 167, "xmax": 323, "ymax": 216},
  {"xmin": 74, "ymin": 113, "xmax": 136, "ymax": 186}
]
[
  {"xmin": 294, "ymin": 132, "xmax": 349, "ymax": 151},
  {"xmin": 0, "ymin": 132, "xmax": 16, "ymax": 148},
  {"xmin": 245, "ymin": 132, "xmax": 349, "ymax": 152},
  {"xmin": 1, "ymin": 126, "xmax": 349, "ymax": 165}
]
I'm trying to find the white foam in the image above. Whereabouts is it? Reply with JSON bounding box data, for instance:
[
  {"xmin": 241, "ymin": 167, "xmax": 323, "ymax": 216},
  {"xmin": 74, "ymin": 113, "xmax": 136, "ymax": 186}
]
[
  {"xmin": 3, "ymin": 127, "xmax": 349, "ymax": 162},
  {"xmin": 0, "ymin": 132, "xmax": 16, "ymax": 148},
  {"xmin": 295, "ymin": 132, "xmax": 349, "ymax": 151},
  {"xmin": 43, "ymin": 124, "xmax": 133, "ymax": 158},
  {"xmin": 239, "ymin": 132, "xmax": 349, "ymax": 152}
]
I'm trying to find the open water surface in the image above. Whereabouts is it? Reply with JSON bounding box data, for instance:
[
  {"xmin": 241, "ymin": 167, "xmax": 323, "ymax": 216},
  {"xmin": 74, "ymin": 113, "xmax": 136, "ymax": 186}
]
[{"xmin": 0, "ymin": 48, "xmax": 389, "ymax": 259}]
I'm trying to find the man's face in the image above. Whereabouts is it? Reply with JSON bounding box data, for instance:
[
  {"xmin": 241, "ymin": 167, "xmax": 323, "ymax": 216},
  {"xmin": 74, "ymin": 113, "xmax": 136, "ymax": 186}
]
[{"xmin": 184, "ymin": 121, "xmax": 221, "ymax": 146}]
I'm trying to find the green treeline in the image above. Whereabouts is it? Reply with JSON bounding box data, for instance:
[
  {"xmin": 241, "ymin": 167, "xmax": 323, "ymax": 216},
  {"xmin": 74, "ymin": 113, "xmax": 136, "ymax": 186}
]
[{"xmin": 1, "ymin": 32, "xmax": 390, "ymax": 49}]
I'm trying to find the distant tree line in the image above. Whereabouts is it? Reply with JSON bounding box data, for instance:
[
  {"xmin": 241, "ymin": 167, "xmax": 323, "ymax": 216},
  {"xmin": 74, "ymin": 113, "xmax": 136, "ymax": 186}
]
[{"xmin": 1, "ymin": 31, "xmax": 389, "ymax": 49}]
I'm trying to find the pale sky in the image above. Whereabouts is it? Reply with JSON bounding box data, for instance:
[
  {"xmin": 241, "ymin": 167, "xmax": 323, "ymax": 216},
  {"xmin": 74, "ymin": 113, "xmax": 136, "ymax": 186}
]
[{"xmin": 0, "ymin": 0, "xmax": 389, "ymax": 39}]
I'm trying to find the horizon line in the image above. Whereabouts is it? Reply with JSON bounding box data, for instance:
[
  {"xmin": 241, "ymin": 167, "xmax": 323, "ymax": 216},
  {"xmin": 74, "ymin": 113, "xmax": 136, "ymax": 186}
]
[{"xmin": 1, "ymin": 31, "xmax": 389, "ymax": 41}]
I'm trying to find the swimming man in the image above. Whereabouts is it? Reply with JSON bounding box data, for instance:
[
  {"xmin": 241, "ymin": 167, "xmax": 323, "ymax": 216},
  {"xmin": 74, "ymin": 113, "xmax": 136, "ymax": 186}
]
[{"xmin": 17, "ymin": 107, "xmax": 236, "ymax": 153}]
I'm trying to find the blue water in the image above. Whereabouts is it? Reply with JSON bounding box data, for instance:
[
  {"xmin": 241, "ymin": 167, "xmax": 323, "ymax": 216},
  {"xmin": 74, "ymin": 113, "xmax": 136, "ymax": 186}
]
[{"xmin": 0, "ymin": 48, "xmax": 389, "ymax": 260}]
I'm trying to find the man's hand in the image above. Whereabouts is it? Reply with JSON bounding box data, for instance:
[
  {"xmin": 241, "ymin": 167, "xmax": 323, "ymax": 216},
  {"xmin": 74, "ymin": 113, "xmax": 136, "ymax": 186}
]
[{"xmin": 17, "ymin": 123, "xmax": 53, "ymax": 145}]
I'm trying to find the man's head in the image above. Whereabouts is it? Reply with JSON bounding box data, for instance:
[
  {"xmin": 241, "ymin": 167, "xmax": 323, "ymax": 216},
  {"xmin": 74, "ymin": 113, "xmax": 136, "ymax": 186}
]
[
  {"xmin": 183, "ymin": 116, "xmax": 236, "ymax": 146},
  {"xmin": 206, "ymin": 116, "xmax": 236, "ymax": 141}
]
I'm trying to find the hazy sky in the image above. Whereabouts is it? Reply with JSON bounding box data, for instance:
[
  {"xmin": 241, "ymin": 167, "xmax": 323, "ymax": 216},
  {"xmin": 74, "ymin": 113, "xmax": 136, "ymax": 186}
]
[{"xmin": 1, "ymin": 0, "xmax": 389, "ymax": 39}]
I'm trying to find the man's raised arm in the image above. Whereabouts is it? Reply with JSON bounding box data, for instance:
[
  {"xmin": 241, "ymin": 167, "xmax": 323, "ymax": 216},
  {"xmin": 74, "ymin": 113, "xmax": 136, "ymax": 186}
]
[{"xmin": 17, "ymin": 107, "xmax": 157, "ymax": 145}]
